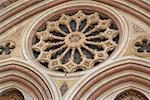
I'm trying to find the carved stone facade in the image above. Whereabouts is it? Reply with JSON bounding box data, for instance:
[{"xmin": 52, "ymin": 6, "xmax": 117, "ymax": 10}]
[
  {"xmin": 32, "ymin": 10, "xmax": 119, "ymax": 72},
  {"xmin": 0, "ymin": 0, "xmax": 150, "ymax": 100}
]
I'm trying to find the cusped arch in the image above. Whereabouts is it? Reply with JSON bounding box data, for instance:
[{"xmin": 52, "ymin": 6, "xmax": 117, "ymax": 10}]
[{"xmin": 0, "ymin": 64, "xmax": 52, "ymax": 100}]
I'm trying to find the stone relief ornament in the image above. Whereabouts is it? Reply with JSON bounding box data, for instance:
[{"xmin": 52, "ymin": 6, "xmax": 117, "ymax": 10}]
[
  {"xmin": 134, "ymin": 38, "xmax": 150, "ymax": 53},
  {"xmin": 32, "ymin": 10, "xmax": 119, "ymax": 73},
  {"xmin": 0, "ymin": 41, "xmax": 15, "ymax": 55},
  {"xmin": 133, "ymin": 24, "xmax": 144, "ymax": 34}
]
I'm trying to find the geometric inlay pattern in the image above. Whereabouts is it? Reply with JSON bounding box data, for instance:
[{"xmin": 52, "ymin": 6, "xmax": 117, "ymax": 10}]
[{"xmin": 60, "ymin": 82, "xmax": 69, "ymax": 96}]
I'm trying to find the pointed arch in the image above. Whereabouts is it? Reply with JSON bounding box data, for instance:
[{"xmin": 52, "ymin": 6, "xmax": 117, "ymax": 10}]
[
  {"xmin": 71, "ymin": 61, "xmax": 150, "ymax": 100},
  {"xmin": 0, "ymin": 64, "xmax": 52, "ymax": 100}
]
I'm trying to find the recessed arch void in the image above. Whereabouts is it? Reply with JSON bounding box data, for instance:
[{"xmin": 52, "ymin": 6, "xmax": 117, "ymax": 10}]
[
  {"xmin": 114, "ymin": 89, "xmax": 149, "ymax": 100},
  {"xmin": 0, "ymin": 88, "xmax": 24, "ymax": 100}
]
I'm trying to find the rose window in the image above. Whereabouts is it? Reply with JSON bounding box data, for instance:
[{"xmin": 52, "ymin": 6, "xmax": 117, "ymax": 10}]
[{"xmin": 32, "ymin": 10, "xmax": 119, "ymax": 73}]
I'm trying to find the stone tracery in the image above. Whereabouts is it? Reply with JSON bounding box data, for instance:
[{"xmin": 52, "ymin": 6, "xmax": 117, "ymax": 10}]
[{"xmin": 32, "ymin": 10, "xmax": 119, "ymax": 72}]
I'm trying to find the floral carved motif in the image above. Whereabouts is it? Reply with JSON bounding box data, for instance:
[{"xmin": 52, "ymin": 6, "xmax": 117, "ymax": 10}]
[
  {"xmin": 0, "ymin": 41, "xmax": 15, "ymax": 55},
  {"xmin": 134, "ymin": 38, "xmax": 150, "ymax": 53},
  {"xmin": 32, "ymin": 10, "xmax": 119, "ymax": 73}
]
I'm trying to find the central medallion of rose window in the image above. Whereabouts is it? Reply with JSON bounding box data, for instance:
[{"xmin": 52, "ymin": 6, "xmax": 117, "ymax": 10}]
[
  {"xmin": 65, "ymin": 32, "xmax": 85, "ymax": 47},
  {"xmin": 32, "ymin": 10, "xmax": 119, "ymax": 73}
]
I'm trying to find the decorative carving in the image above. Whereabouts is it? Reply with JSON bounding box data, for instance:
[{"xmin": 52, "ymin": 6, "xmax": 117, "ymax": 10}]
[
  {"xmin": 32, "ymin": 10, "xmax": 119, "ymax": 72},
  {"xmin": 115, "ymin": 89, "xmax": 149, "ymax": 100},
  {"xmin": 0, "ymin": 88, "xmax": 24, "ymax": 100},
  {"xmin": 0, "ymin": 41, "xmax": 15, "ymax": 55},
  {"xmin": 133, "ymin": 24, "xmax": 144, "ymax": 34},
  {"xmin": 134, "ymin": 38, "xmax": 150, "ymax": 53}
]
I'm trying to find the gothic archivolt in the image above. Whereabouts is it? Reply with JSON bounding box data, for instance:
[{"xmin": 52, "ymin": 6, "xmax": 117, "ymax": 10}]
[
  {"xmin": 0, "ymin": 0, "xmax": 150, "ymax": 100},
  {"xmin": 0, "ymin": 64, "xmax": 53, "ymax": 100},
  {"xmin": 71, "ymin": 62, "xmax": 150, "ymax": 100}
]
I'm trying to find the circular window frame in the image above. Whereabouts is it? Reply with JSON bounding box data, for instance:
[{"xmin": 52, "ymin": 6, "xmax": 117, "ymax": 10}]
[{"xmin": 22, "ymin": 1, "xmax": 129, "ymax": 77}]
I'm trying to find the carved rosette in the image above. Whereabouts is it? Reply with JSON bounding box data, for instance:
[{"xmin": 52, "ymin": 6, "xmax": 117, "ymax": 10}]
[
  {"xmin": 133, "ymin": 37, "xmax": 150, "ymax": 58},
  {"xmin": 134, "ymin": 38, "xmax": 150, "ymax": 53},
  {"xmin": 0, "ymin": 41, "xmax": 15, "ymax": 55},
  {"xmin": 32, "ymin": 10, "xmax": 119, "ymax": 73}
]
